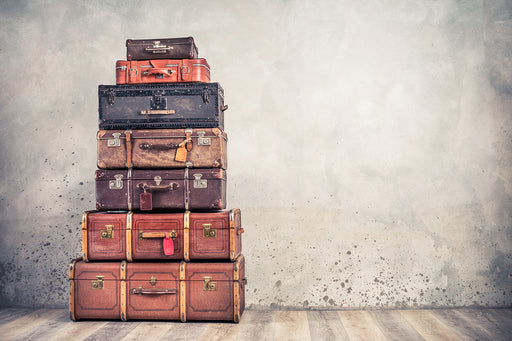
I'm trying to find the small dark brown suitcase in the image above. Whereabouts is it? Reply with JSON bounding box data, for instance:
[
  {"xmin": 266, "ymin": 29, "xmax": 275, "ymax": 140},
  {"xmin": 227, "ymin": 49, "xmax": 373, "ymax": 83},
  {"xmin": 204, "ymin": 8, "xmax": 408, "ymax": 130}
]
[
  {"xmin": 68, "ymin": 255, "xmax": 246, "ymax": 322},
  {"xmin": 95, "ymin": 168, "xmax": 226, "ymax": 211},
  {"xmin": 81, "ymin": 210, "xmax": 243, "ymax": 261},
  {"xmin": 116, "ymin": 59, "xmax": 210, "ymax": 84},
  {"xmin": 126, "ymin": 37, "xmax": 198, "ymax": 60},
  {"xmin": 97, "ymin": 128, "xmax": 227, "ymax": 169}
]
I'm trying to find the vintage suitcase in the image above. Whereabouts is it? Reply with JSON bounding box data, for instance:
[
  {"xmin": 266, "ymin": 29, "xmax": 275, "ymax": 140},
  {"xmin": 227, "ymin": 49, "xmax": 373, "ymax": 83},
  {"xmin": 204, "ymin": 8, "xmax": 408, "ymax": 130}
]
[
  {"xmin": 126, "ymin": 37, "xmax": 198, "ymax": 60},
  {"xmin": 97, "ymin": 128, "xmax": 227, "ymax": 169},
  {"xmin": 98, "ymin": 83, "xmax": 227, "ymax": 130},
  {"xmin": 68, "ymin": 255, "xmax": 246, "ymax": 322},
  {"xmin": 116, "ymin": 59, "xmax": 210, "ymax": 84},
  {"xmin": 95, "ymin": 168, "xmax": 226, "ymax": 211},
  {"xmin": 81, "ymin": 209, "xmax": 243, "ymax": 261}
]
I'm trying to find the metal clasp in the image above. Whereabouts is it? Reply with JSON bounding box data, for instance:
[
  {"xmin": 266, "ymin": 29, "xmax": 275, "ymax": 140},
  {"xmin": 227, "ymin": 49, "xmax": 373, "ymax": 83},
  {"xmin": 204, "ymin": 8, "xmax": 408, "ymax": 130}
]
[
  {"xmin": 150, "ymin": 93, "xmax": 167, "ymax": 110},
  {"xmin": 109, "ymin": 174, "xmax": 124, "ymax": 190},
  {"xmin": 108, "ymin": 133, "xmax": 121, "ymax": 147},
  {"xmin": 203, "ymin": 224, "xmax": 217, "ymax": 238},
  {"xmin": 149, "ymin": 276, "xmax": 157, "ymax": 286},
  {"xmin": 193, "ymin": 174, "xmax": 207, "ymax": 189},
  {"xmin": 91, "ymin": 275, "xmax": 104, "ymax": 290},
  {"xmin": 203, "ymin": 276, "xmax": 217, "ymax": 291},
  {"xmin": 154, "ymin": 176, "xmax": 162, "ymax": 186},
  {"xmin": 197, "ymin": 131, "xmax": 211, "ymax": 146},
  {"xmin": 100, "ymin": 225, "xmax": 114, "ymax": 239}
]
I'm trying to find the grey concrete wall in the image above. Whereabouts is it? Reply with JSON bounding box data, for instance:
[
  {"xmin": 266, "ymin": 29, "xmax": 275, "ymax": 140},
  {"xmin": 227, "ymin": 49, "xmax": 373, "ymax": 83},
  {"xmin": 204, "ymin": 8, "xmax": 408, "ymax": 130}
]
[{"xmin": 0, "ymin": 0, "xmax": 511, "ymax": 309}]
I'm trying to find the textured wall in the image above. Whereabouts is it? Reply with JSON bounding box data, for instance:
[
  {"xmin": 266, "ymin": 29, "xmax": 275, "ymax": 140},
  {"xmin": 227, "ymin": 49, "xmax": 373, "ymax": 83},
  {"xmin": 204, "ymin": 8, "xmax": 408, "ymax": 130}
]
[{"xmin": 0, "ymin": 0, "xmax": 511, "ymax": 309}]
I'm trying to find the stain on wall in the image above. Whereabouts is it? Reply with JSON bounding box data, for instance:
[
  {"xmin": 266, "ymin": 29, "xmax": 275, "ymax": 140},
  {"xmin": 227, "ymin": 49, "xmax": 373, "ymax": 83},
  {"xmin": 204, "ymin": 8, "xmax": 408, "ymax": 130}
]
[{"xmin": 0, "ymin": 0, "xmax": 511, "ymax": 308}]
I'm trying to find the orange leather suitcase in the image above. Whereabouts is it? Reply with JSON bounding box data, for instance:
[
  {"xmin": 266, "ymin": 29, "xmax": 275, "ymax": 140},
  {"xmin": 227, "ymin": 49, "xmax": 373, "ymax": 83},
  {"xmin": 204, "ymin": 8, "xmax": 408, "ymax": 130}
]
[
  {"xmin": 116, "ymin": 59, "xmax": 210, "ymax": 84},
  {"xmin": 68, "ymin": 256, "xmax": 246, "ymax": 322},
  {"xmin": 81, "ymin": 210, "xmax": 243, "ymax": 262}
]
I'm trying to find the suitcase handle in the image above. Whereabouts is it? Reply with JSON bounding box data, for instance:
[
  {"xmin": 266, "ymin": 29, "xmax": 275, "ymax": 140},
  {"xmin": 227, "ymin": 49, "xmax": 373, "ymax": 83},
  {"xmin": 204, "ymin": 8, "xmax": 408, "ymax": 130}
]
[
  {"xmin": 144, "ymin": 68, "xmax": 174, "ymax": 78},
  {"xmin": 139, "ymin": 230, "xmax": 178, "ymax": 240},
  {"xmin": 131, "ymin": 286, "xmax": 177, "ymax": 295},
  {"xmin": 139, "ymin": 138, "xmax": 192, "ymax": 151},
  {"xmin": 138, "ymin": 182, "xmax": 179, "ymax": 191}
]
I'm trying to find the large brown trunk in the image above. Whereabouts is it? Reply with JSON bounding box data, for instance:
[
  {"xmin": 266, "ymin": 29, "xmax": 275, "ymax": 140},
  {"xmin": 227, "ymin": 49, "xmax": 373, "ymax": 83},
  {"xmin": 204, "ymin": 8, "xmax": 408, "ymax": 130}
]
[
  {"xmin": 82, "ymin": 210, "xmax": 243, "ymax": 261},
  {"xmin": 97, "ymin": 128, "xmax": 227, "ymax": 169},
  {"xmin": 95, "ymin": 168, "xmax": 226, "ymax": 211},
  {"xmin": 69, "ymin": 256, "xmax": 246, "ymax": 322}
]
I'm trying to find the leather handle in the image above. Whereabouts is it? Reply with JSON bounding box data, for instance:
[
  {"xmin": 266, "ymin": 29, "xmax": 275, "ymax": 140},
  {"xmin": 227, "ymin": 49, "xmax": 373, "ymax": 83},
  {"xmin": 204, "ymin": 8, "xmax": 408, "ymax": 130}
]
[
  {"xmin": 140, "ymin": 110, "xmax": 175, "ymax": 115},
  {"xmin": 221, "ymin": 105, "xmax": 228, "ymax": 111},
  {"xmin": 131, "ymin": 287, "xmax": 177, "ymax": 295},
  {"xmin": 237, "ymin": 228, "xmax": 245, "ymax": 235},
  {"xmin": 139, "ymin": 138, "xmax": 192, "ymax": 151},
  {"xmin": 139, "ymin": 142, "xmax": 179, "ymax": 150},
  {"xmin": 145, "ymin": 68, "xmax": 174, "ymax": 77},
  {"xmin": 138, "ymin": 182, "xmax": 179, "ymax": 191},
  {"xmin": 139, "ymin": 231, "xmax": 178, "ymax": 239}
]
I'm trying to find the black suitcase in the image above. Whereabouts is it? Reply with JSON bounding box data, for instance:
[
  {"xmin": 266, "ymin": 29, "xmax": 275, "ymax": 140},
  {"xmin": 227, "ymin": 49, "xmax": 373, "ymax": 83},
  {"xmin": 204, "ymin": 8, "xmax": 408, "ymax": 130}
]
[
  {"xmin": 98, "ymin": 83, "xmax": 227, "ymax": 130},
  {"xmin": 126, "ymin": 37, "xmax": 198, "ymax": 60}
]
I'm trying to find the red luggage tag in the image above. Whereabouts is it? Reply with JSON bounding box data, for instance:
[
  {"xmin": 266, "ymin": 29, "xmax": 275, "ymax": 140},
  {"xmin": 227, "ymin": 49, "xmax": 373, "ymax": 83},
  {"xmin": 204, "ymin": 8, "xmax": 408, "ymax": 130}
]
[
  {"xmin": 140, "ymin": 187, "xmax": 152, "ymax": 211},
  {"xmin": 163, "ymin": 232, "xmax": 174, "ymax": 255}
]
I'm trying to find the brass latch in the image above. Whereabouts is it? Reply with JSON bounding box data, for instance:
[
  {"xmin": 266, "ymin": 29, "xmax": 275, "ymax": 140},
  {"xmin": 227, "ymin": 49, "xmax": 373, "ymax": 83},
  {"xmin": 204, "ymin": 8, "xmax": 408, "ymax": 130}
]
[
  {"xmin": 91, "ymin": 275, "xmax": 104, "ymax": 290},
  {"xmin": 203, "ymin": 276, "xmax": 217, "ymax": 291},
  {"xmin": 100, "ymin": 225, "xmax": 114, "ymax": 239},
  {"xmin": 203, "ymin": 224, "xmax": 216, "ymax": 238},
  {"xmin": 149, "ymin": 276, "xmax": 157, "ymax": 286}
]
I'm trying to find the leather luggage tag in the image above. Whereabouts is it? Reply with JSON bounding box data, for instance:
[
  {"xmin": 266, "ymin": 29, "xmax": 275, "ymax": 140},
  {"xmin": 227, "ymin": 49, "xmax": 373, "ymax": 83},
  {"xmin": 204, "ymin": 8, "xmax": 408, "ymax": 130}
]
[
  {"xmin": 163, "ymin": 233, "xmax": 174, "ymax": 255},
  {"xmin": 140, "ymin": 191, "xmax": 152, "ymax": 211},
  {"xmin": 175, "ymin": 146, "xmax": 187, "ymax": 162},
  {"xmin": 175, "ymin": 133, "xmax": 192, "ymax": 163}
]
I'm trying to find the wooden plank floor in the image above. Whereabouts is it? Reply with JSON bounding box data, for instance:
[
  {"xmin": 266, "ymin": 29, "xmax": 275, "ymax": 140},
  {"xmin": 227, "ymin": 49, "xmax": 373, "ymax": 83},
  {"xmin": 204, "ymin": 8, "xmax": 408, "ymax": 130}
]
[{"xmin": 0, "ymin": 308, "xmax": 510, "ymax": 341}]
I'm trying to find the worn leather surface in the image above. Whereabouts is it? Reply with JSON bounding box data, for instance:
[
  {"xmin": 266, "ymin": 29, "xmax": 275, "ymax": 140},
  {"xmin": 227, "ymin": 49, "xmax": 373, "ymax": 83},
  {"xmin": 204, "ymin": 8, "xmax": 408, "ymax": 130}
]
[
  {"xmin": 116, "ymin": 59, "xmax": 210, "ymax": 84},
  {"xmin": 126, "ymin": 37, "xmax": 198, "ymax": 60}
]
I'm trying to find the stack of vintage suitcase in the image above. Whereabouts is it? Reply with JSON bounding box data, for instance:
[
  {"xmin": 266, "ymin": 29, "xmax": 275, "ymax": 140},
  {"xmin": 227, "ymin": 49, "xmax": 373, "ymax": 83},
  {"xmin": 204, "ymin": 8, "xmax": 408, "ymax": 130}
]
[{"xmin": 68, "ymin": 37, "xmax": 246, "ymax": 322}]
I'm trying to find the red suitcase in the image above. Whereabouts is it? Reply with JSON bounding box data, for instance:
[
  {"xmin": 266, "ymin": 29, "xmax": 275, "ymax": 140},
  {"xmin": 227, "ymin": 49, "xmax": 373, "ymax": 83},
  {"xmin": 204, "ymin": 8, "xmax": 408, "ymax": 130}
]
[
  {"xmin": 69, "ymin": 255, "xmax": 246, "ymax": 322},
  {"xmin": 81, "ymin": 210, "xmax": 243, "ymax": 262},
  {"xmin": 116, "ymin": 59, "xmax": 210, "ymax": 84},
  {"xmin": 95, "ymin": 168, "xmax": 226, "ymax": 211}
]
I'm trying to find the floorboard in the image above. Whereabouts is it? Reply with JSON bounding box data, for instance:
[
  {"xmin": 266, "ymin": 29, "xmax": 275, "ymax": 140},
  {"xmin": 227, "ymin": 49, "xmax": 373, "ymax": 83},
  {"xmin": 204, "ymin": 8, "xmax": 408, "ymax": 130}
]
[
  {"xmin": 236, "ymin": 310, "xmax": 276, "ymax": 341},
  {"xmin": 457, "ymin": 308, "xmax": 512, "ymax": 340},
  {"xmin": 0, "ymin": 308, "xmax": 34, "ymax": 326},
  {"xmin": 274, "ymin": 311, "xmax": 310, "ymax": 341},
  {"xmin": 431, "ymin": 309, "xmax": 494, "ymax": 341},
  {"xmin": 338, "ymin": 310, "xmax": 387, "ymax": 341},
  {"xmin": 369, "ymin": 310, "xmax": 425, "ymax": 341},
  {"xmin": 307, "ymin": 310, "xmax": 349, "ymax": 341},
  {"xmin": 0, "ymin": 308, "xmax": 511, "ymax": 340},
  {"xmin": 400, "ymin": 310, "xmax": 462, "ymax": 341},
  {"xmin": 0, "ymin": 309, "xmax": 63, "ymax": 341}
]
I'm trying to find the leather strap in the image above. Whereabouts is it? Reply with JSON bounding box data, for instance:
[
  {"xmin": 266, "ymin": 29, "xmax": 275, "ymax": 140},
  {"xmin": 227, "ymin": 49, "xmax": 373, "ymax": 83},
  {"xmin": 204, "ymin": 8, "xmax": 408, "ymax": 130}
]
[
  {"xmin": 125, "ymin": 131, "xmax": 133, "ymax": 168},
  {"xmin": 120, "ymin": 261, "xmax": 127, "ymax": 321},
  {"xmin": 179, "ymin": 262, "xmax": 186, "ymax": 322},
  {"xmin": 68, "ymin": 258, "xmax": 81, "ymax": 321},
  {"xmin": 81, "ymin": 212, "xmax": 89, "ymax": 262},
  {"xmin": 229, "ymin": 210, "xmax": 236, "ymax": 261},
  {"xmin": 183, "ymin": 211, "xmax": 190, "ymax": 261},
  {"xmin": 127, "ymin": 169, "xmax": 132, "ymax": 211},
  {"xmin": 126, "ymin": 212, "xmax": 133, "ymax": 262},
  {"xmin": 184, "ymin": 169, "xmax": 189, "ymax": 210}
]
